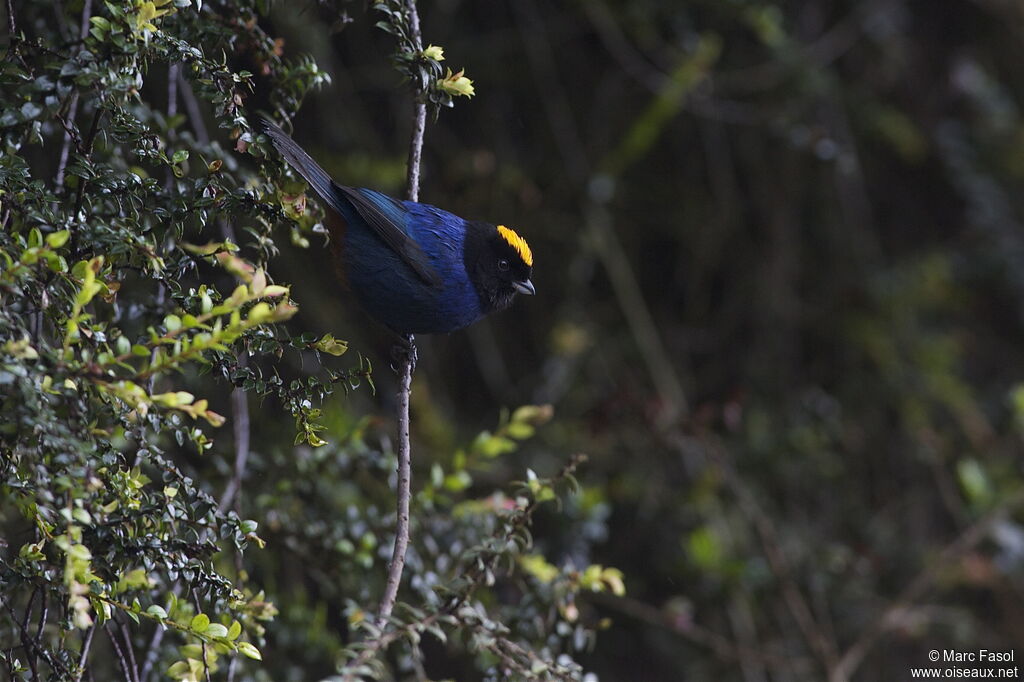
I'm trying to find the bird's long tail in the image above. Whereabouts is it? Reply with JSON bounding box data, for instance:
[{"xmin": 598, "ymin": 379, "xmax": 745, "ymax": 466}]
[
  {"xmin": 259, "ymin": 116, "xmax": 347, "ymax": 217},
  {"xmin": 260, "ymin": 116, "xmax": 353, "ymax": 288}
]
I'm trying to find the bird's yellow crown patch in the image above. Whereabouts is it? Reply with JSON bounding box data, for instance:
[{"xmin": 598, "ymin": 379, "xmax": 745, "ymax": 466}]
[{"xmin": 497, "ymin": 225, "xmax": 533, "ymax": 267}]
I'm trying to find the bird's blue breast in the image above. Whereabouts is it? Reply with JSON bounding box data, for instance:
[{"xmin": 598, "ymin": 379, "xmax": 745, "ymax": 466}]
[{"xmin": 337, "ymin": 190, "xmax": 484, "ymax": 334}]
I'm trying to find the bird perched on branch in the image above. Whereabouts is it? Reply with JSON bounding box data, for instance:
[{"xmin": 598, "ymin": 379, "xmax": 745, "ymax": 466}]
[{"xmin": 260, "ymin": 118, "xmax": 535, "ymax": 335}]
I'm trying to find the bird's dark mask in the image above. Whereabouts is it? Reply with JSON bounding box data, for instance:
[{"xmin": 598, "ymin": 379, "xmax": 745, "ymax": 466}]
[{"xmin": 464, "ymin": 222, "xmax": 535, "ymax": 313}]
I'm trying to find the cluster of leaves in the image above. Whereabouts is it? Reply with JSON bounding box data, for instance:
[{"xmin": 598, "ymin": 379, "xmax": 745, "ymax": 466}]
[
  {"xmin": 335, "ymin": 410, "xmax": 616, "ymax": 680},
  {"xmin": 2, "ymin": 1, "xmax": 616, "ymax": 680},
  {"xmin": 372, "ymin": 1, "xmax": 474, "ymax": 112},
  {"xmin": 241, "ymin": 404, "xmax": 617, "ymax": 681}
]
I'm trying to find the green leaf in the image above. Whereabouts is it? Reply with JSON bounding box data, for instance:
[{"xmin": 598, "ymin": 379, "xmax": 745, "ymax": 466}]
[
  {"xmin": 205, "ymin": 623, "xmax": 228, "ymax": 638},
  {"xmin": 146, "ymin": 605, "xmax": 168, "ymax": 619},
  {"xmin": 957, "ymin": 458, "xmax": 993, "ymax": 507},
  {"xmin": 166, "ymin": 660, "xmax": 191, "ymax": 679},
  {"xmin": 236, "ymin": 642, "xmax": 262, "ymax": 660},
  {"xmin": 505, "ymin": 421, "xmax": 534, "ymax": 439},
  {"xmin": 46, "ymin": 230, "xmax": 70, "ymax": 248},
  {"xmin": 314, "ymin": 333, "xmax": 348, "ymax": 356},
  {"xmin": 190, "ymin": 613, "xmax": 210, "ymax": 633}
]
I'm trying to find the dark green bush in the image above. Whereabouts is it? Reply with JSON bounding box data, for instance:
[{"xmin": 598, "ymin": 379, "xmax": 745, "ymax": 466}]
[{"xmin": 0, "ymin": 2, "xmax": 614, "ymax": 680}]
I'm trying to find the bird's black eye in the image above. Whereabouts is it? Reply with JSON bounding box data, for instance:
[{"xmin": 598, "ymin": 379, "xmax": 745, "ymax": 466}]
[{"xmin": 498, "ymin": 259, "xmax": 509, "ymax": 272}]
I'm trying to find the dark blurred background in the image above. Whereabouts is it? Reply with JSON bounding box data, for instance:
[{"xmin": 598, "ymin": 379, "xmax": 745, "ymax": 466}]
[{"xmin": 255, "ymin": 0, "xmax": 1024, "ymax": 679}]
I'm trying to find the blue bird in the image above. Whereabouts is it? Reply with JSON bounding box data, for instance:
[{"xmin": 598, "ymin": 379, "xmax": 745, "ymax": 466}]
[{"xmin": 261, "ymin": 119, "xmax": 535, "ymax": 335}]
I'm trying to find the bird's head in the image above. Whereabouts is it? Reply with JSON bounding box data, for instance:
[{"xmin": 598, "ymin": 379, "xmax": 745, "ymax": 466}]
[{"xmin": 465, "ymin": 222, "xmax": 535, "ymax": 312}]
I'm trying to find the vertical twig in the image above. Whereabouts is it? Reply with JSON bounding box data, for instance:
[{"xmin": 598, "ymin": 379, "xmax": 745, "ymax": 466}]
[
  {"xmin": 218, "ymin": 354, "xmax": 250, "ymax": 511},
  {"xmin": 138, "ymin": 625, "xmax": 164, "ymax": 682},
  {"xmin": 215, "ymin": 210, "xmax": 249, "ymax": 513},
  {"xmin": 22, "ymin": 586, "xmax": 40, "ymax": 681},
  {"xmin": 6, "ymin": 0, "xmax": 17, "ymax": 36},
  {"xmin": 377, "ymin": 335, "xmax": 416, "ymax": 624},
  {"xmin": 177, "ymin": 71, "xmax": 210, "ymax": 144},
  {"xmin": 69, "ymin": 105, "xmax": 103, "ymax": 254},
  {"xmin": 77, "ymin": 0, "xmax": 92, "ymax": 39},
  {"xmin": 54, "ymin": 0, "xmax": 93, "ymax": 195},
  {"xmin": 104, "ymin": 624, "xmax": 135, "ymax": 682},
  {"xmin": 405, "ymin": 99, "xmax": 426, "ymax": 203},
  {"xmin": 376, "ymin": 0, "xmax": 425, "ymax": 627},
  {"xmin": 34, "ymin": 590, "xmax": 48, "ymax": 645},
  {"xmin": 119, "ymin": 622, "xmax": 140, "ymax": 682},
  {"xmin": 139, "ymin": 584, "xmax": 180, "ymax": 682},
  {"xmin": 74, "ymin": 625, "xmax": 96, "ymax": 682},
  {"xmin": 163, "ymin": 63, "xmax": 179, "ymax": 192}
]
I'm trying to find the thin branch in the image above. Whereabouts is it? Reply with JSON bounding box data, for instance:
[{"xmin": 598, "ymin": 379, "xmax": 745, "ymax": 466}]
[
  {"xmin": 167, "ymin": 63, "xmax": 179, "ymax": 119},
  {"xmin": 177, "ymin": 71, "xmax": 210, "ymax": 144},
  {"xmin": 74, "ymin": 625, "xmax": 96, "ymax": 682},
  {"xmin": 1, "ymin": 593, "xmax": 69, "ymax": 680},
  {"xmin": 164, "ymin": 62, "xmax": 180, "ymax": 193},
  {"xmin": 6, "ymin": 0, "xmax": 16, "ymax": 36},
  {"xmin": 375, "ymin": 0, "xmax": 426, "ymax": 628},
  {"xmin": 403, "ymin": 4, "xmax": 426, "ymax": 202},
  {"xmin": 138, "ymin": 584, "xmax": 180, "ymax": 682},
  {"xmin": 104, "ymin": 623, "xmax": 135, "ymax": 682},
  {"xmin": 70, "ymin": 105, "xmax": 103, "ymax": 253},
  {"xmin": 34, "ymin": 590, "xmax": 48, "ymax": 645},
  {"xmin": 55, "ymin": 93, "xmax": 81, "ymax": 194},
  {"xmin": 77, "ymin": 0, "xmax": 92, "ymax": 39},
  {"xmin": 138, "ymin": 624, "xmax": 165, "ymax": 682},
  {"xmin": 404, "ymin": 102, "xmax": 426, "ymax": 203},
  {"xmin": 54, "ymin": 0, "xmax": 93, "ymax": 196},
  {"xmin": 218, "ymin": 354, "xmax": 251, "ymax": 511},
  {"xmin": 201, "ymin": 641, "xmax": 212, "ymax": 682},
  {"xmin": 377, "ymin": 335, "xmax": 416, "ymax": 625},
  {"xmin": 119, "ymin": 622, "xmax": 140, "ymax": 682},
  {"xmin": 21, "ymin": 587, "xmax": 40, "ymax": 682}
]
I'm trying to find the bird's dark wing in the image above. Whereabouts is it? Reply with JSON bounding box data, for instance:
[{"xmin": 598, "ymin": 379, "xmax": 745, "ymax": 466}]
[
  {"xmin": 336, "ymin": 186, "xmax": 442, "ymax": 287},
  {"xmin": 260, "ymin": 117, "xmax": 441, "ymax": 287}
]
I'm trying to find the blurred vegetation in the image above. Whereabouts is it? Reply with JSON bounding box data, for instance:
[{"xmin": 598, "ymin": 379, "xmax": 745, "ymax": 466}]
[{"xmin": 4, "ymin": 0, "xmax": 1024, "ymax": 681}]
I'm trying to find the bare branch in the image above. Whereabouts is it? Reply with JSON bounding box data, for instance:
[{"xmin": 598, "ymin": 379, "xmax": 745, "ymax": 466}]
[
  {"xmin": 376, "ymin": 0, "xmax": 426, "ymax": 629},
  {"xmin": 402, "ymin": 0, "xmax": 426, "ymax": 202},
  {"xmin": 376, "ymin": 336, "xmax": 416, "ymax": 625},
  {"xmin": 219, "ymin": 354, "xmax": 251, "ymax": 512},
  {"xmin": 138, "ymin": 584, "xmax": 180, "ymax": 682},
  {"xmin": 177, "ymin": 71, "xmax": 210, "ymax": 144},
  {"xmin": 104, "ymin": 623, "xmax": 135, "ymax": 682},
  {"xmin": 138, "ymin": 623, "xmax": 165, "ymax": 682},
  {"xmin": 6, "ymin": 0, "xmax": 17, "ymax": 36},
  {"xmin": 74, "ymin": 625, "xmax": 96, "ymax": 682},
  {"xmin": 70, "ymin": 105, "xmax": 104, "ymax": 253},
  {"xmin": 119, "ymin": 622, "xmax": 140, "ymax": 682},
  {"xmin": 54, "ymin": 0, "xmax": 92, "ymax": 196}
]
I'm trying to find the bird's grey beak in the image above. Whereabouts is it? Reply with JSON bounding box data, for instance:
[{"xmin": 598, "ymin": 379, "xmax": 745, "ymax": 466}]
[{"xmin": 513, "ymin": 279, "xmax": 536, "ymax": 296}]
